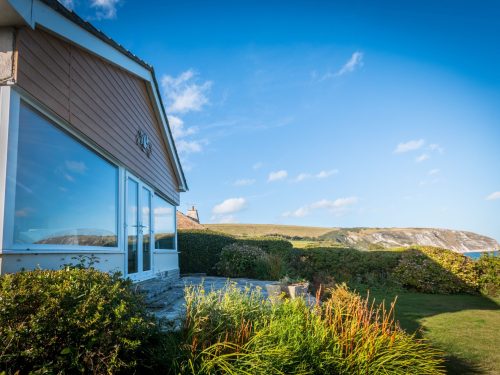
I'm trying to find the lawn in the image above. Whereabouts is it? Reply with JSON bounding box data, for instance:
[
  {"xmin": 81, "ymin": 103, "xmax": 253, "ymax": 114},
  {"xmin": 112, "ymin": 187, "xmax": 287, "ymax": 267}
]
[{"xmin": 364, "ymin": 290, "xmax": 500, "ymax": 375}]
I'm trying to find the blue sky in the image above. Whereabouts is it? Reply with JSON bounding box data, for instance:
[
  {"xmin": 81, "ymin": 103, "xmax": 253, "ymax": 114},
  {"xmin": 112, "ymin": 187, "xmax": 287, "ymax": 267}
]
[{"xmin": 66, "ymin": 0, "xmax": 500, "ymax": 241}]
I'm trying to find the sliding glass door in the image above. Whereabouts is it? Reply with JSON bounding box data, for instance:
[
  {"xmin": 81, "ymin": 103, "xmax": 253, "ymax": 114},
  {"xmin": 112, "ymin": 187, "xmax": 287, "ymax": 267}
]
[{"xmin": 125, "ymin": 173, "xmax": 153, "ymax": 279}]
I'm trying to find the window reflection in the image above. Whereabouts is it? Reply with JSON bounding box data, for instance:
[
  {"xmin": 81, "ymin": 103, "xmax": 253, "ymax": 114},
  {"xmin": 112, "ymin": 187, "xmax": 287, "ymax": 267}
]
[
  {"xmin": 154, "ymin": 196, "xmax": 175, "ymax": 250},
  {"xmin": 12, "ymin": 103, "xmax": 118, "ymax": 247}
]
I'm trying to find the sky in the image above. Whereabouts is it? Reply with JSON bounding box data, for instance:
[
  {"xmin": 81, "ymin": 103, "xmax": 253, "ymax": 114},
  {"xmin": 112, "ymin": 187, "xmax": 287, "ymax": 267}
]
[{"xmin": 63, "ymin": 0, "xmax": 500, "ymax": 241}]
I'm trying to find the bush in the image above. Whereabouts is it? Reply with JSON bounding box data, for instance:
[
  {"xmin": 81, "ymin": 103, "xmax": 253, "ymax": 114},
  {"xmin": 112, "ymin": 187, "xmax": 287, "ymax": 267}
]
[
  {"xmin": 178, "ymin": 230, "xmax": 235, "ymax": 274},
  {"xmin": 476, "ymin": 253, "xmax": 500, "ymax": 296},
  {"xmin": 289, "ymin": 247, "xmax": 403, "ymax": 289},
  {"xmin": 178, "ymin": 230, "xmax": 293, "ymax": 276},
  {"xmin": 392, "ymin": 246, "xmax": 479, "ymax": 294},
  {"xmin": 0, "ymin": 268, "xmax": 162, "ymax": 374},
  {"xmin": 216, "ymin": 243, "xmax": 271, "ymax": 279},
  {"xmin": 172, "ymin": 282, "xmax": 445, "ymax": 374}
]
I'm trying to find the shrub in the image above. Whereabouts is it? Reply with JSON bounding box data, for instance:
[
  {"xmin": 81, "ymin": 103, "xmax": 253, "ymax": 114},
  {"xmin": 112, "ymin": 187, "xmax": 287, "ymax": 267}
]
[
  {"xmin": 178, "ymin": 230, "xmax": 235, "ymax": 274},
  {"xmin": 289, "ymin": 247, "xmax": 403, "ymax": 289},
  {"xmin": 0, "ymin": 268, "xmax": 162, "ymax": 374},
  {"xmin": 392, "ymin": 246, "xmax": 479, "ymax": 294},
  {"xmin": 216, "ymin": 243, "xmax": 268, "ymax": 279},
  {"xmin": 476, "ymin": 253, "xmax": 500, "ymax": 296},
  {"xmin": 178, "ymin": 230, "xmax": 293, "ymax": 276},
  {"xmin": 172, "ymin": 282, "xmax": 445, "ymax": 374}
]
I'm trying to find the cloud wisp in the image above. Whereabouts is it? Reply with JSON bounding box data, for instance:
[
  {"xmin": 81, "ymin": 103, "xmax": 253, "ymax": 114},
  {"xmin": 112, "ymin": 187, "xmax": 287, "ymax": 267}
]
[
  {"xmin": 486, "ymin": 191, "xmax": 500, "ymax": 201},
  {"xmin": 394, "ymin": 139, "xmax": 425, "ymax": 154},
  {"xmin": 234, "ymin": 179, "xmax": 256, "ymax": 187},
  {"xmin": 335, "ymin": 52, "xmax": 364, "ymax": 77},
  {"xmin": 415, "ymin": 153, "xmax": 430, "ymax": 163},
  {"xmin": 268, "ymin": 170, "xmax": 288, "ymax": 182},
  {"xmin": 294, "ymin": 169, "xmax": 338, "ymax": 182},
  {"xmin": 283, "ymin": 197, "xmax": 358, "ymax": 218},
  {"xmin": 91, "ymin": 0, "xmax": 120, "ymax": 19},
  {"xmin": 211, "ymin": 197, "xmax": 247, "ymax": 223},
  {"xmin": 162, "ymin": 69, "xmax": 212, "ymax": 157}
]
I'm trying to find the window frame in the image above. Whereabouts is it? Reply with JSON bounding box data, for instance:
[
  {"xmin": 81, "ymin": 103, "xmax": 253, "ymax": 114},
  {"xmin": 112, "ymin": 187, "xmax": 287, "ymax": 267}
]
[
  {"xmin": 2, "ymin": 88, "xmax": 124, "ymax": 253},
  {"xmin": 153, "ymin": 193, "xmax": 177, "ymax": 252}
]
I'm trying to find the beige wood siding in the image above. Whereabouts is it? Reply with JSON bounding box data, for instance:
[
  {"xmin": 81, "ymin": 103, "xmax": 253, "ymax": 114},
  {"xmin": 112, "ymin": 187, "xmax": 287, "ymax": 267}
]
[{"xmin": 15, "ymin": 27, "xmax": 180, "ymax": 204}]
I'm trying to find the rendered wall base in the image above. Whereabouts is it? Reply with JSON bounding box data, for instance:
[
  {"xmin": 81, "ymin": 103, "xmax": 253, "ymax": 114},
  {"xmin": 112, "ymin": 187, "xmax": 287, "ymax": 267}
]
[{"xmin": 0, "ymin": 252, "xmax": 125, "ymax": 274}]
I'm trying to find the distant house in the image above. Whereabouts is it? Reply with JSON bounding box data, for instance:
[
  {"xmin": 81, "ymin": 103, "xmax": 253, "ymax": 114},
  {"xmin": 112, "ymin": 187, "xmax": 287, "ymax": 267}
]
[
  {"xmin": 177, "ymin": 207, "xmax": 205, "ymax": 230},
  {"xmin": 0, "ymin": 0, "xmax": 188, "ymax": 282}
]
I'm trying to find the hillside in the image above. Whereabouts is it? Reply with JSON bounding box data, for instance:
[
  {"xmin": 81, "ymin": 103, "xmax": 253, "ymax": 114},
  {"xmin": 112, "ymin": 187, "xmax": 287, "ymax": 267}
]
[{"xmin": 205, "ymin": 224, "xmax": 499, "ymax": 253}]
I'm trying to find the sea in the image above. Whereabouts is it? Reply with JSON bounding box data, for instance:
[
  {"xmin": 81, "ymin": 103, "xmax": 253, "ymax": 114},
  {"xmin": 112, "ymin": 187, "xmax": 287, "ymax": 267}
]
[{"xmin": 463, "ymin": 251, "xmax": 499, "ymax": 260}]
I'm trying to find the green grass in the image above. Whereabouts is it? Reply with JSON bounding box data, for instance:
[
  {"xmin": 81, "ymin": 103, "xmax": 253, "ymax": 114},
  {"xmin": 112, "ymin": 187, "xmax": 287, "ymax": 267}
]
[
  {"xmin": 363, "ymin": 289, "xmax": 500, "ymax": 374},
  {"xmin": 205, "ymin": 223, "xmax": 334, "ymax": 238}
]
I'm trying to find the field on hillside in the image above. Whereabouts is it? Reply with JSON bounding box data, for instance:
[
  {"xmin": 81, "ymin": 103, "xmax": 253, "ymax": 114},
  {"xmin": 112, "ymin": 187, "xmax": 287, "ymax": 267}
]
[{"xmin": 205, "ymin": 223, "xmax": 334, "ymax": 238}]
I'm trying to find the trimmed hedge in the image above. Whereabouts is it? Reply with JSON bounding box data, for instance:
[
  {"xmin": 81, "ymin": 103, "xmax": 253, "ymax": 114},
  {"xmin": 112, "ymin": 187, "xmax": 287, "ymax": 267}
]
[
  {"xmin": 392, "ymin": 246, "xmax": 479, "ymax": 294},
  {"xmin": 178, "ymin": 230, "xmax": 293, "ymax": 276},
  {"xmin": 289, "ymin": 247, "xmax": 403, "ymax": 289},
  {"xmin": 0, "ymin": 268, "xmax": 164, "ymax": 374}
]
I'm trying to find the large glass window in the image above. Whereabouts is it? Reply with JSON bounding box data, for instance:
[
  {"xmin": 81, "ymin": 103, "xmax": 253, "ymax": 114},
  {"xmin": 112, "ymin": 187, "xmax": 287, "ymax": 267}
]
[
  {"xmin": 11, "ymin": 102, "xmax": 118, "ymax": 247},
  {"xmin": 154, "ymin": 195, "xmax": 175, "ymax": 250}
]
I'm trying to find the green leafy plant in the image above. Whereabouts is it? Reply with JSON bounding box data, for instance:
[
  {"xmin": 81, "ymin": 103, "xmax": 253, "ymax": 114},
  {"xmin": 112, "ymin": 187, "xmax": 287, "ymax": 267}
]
[
  {"xmin": 0, "ymin": 268, "xmax": 163, "ymax": 374},
  {"xmin": 475, "ymin": 252, "xmax": 500, "ymax": 296},
  {"xmin": 392, "ymin": 246, "xmax": 479, "ymax": 294},
  {"xmin": 172, "ymin": 282, "xmax": 445, "ymax": 374}
]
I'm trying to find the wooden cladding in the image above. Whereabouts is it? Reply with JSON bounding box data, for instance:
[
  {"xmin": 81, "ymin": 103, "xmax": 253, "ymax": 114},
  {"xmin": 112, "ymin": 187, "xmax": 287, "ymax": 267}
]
[{"xmin": 15, "ymin": 27, "xmax": 180, "ymax": 204}]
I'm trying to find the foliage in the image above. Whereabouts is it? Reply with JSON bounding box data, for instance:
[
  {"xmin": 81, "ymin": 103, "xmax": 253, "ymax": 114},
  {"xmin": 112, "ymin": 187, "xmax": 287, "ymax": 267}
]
[
  {"xmin": 178, "ymin": 230, "xmax": 293, "ymax": 278},
  {"xmin": 392, "ymin": 246, "xmax": 479, "ymax": 294},
  {"xmin": 0, "ymin": 268, "xmax": 162, "ymax": 374},
  {"xmin": 216, "ymin": 243, "xmax": 271, "ymax": 279},
  {"xmin": 475, "ymin": 253, "xmax": 500, "ymax": 296},
  {"xmin": 171, "ymin": 282, "xmax": 445, "ymax": 374},
  {"xmin": 289, "ymin": 247, "xmax": 403, "ymax": 290}
]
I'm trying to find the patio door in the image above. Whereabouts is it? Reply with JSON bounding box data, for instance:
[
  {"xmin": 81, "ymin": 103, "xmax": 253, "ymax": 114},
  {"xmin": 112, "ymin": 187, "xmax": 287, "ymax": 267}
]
[{"xmin": 125, "ymin": 173, "xmax": 153, "ymax": 280}]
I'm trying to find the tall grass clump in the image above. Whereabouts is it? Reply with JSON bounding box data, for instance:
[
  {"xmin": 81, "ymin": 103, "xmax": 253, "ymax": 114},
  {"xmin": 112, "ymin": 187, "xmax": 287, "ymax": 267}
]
[{"xmin": 172, "ymin": 282, "xmax": 445, "ymax": 374}]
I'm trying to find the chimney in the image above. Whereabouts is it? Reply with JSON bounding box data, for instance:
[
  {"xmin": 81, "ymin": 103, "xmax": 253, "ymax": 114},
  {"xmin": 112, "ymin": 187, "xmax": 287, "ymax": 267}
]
[{"xmin": 186, "ymin": 206, "xmax": 199, "ymax": 223}]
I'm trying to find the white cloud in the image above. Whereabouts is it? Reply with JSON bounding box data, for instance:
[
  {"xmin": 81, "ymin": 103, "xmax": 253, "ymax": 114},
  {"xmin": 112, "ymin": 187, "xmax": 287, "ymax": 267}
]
[
  {"xmin": 316, "ymin": 169, "xmax": 338, "ymax": 178},
  {"xmin": 169, "ymin": 115, "xmax": 196, "ymax": 139},
  {"xmin": 394, "ymin": 139, "xmax": 425, "ymax": 153},
  {"xmin": 336, "ymin": 52, "xmax": 364, "ymax": 77},
  {"xmin": 90, "ymin": 0, "xmax": 120, "ymax": 19},
  {"xmin": 268, "ymin": 170, "xmax": 288, "ymax": 182},
  {"xmin": 415, "ymin": 153, "xmax": 430, "ymax": 163},
  {"xmin": 486, "ymin": 191, "xmax": 500, "ymax": 201},
  {"xmin": 294, "ymin": 173, "xmax": 311, "ymax": 182},
  {"xmin": 428, "ymin": 169, "xmax": 440, "ymax": 175},
  {"xmin": 65, "ymin": 160, "xmax": 87, "ymax": 174},
  {"xmin": 253, "ymin": 162, "xmax": 263, "ymax": 170},
  {"xmin": 234, "ymin": 179, "xmax": 255, "ymax": 187},
  {"xmin": 176, "ymin": 140, "xmax": 204, "ymax": 154},
  {"xmin": 212, "ymin": 197, "xmax": 247, "ymax": 215},
  {"xmin": 283, "ymin": 197, "xmax": 358, "ymax": 218},
  {"xmin": 161, "ymin": 69, "xmax": 212, "ymax": 114},
  {"xmin": 294, "ymin": 169, "xmax": 338, "ymax": 182}
]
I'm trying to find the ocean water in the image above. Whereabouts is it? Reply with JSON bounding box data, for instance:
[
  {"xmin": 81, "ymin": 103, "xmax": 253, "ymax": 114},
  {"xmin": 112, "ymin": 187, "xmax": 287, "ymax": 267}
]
[{"xmin": 464, "ymin": 251, "xmax": 498, "ymax": 260}]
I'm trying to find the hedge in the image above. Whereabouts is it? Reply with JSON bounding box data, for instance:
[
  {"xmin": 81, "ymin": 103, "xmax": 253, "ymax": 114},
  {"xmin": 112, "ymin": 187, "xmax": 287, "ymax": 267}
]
[{"xmin": 178, "ymin": 230, "xmax": 293, "ymax": 275}]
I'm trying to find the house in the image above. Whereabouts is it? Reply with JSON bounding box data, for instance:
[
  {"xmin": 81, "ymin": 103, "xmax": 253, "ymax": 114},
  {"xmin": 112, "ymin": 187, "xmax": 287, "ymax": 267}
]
[
  {"xmin": 177, "ymin": 208, "xmax": 205, "ymax": 230},
  {"xmin": 0, "ymin": 0, "xmax": 188, "ymax": 282}
]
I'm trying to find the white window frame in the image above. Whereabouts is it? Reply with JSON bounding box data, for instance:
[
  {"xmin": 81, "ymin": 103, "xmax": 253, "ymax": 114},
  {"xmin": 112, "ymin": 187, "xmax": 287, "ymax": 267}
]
[
  {"xmin": 1, "ymin": 87, "xmax": 124, "ymax": 254},
  {"xmin": 153, "ymin": 193, "xmax": 178, "ymax": 253}
]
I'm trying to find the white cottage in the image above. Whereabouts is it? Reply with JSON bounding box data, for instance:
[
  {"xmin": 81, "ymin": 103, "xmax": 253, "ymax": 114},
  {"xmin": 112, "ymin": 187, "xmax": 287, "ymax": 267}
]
[{"xmin": 0, "ymin": 0, "xmax": 188, "ymax": 281}]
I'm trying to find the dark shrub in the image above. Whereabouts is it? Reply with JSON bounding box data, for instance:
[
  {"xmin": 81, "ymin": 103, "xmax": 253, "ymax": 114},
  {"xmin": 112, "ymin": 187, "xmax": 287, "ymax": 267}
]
[
  {"xmin": 476, "ymin": 253, "xmax": 500, "ymax": 296},
  {"xmin": 178, "ymin": 230, "xmax": 235, "ymax": 274},
  {"xmin": 289, "ymin": 247, "xmax": 402, "ymax": 289},
  {"xmin": 178, "ymin": 230, "xmax": 293, "ymax": 276},
  {"xmin": 216, "ymin": 243, "xmax": 270, "ymax": 279},
  {"xmin": 0, "ymin": 268, "xmax": 161, "ymax": 374},
  {"xmin": 392, "ymin": 246, "xmax": 479, "ymax": 294}
]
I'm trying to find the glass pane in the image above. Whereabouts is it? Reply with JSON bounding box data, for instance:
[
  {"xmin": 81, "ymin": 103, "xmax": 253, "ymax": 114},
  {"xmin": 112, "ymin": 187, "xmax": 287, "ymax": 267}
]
[
  {"xmin": 12, "ymin": 103, "xmax": 118, "ymax": 247},
  {"xmin": 127, "ymin": 179, "xmax": 139, "ymax": 274},
  {"xmin": 142, "ymin": 187, "xmax": 151, "ymax": 272},
  {"xmin": 154, "ymin": 196, "xmax": 175, "ymax": 249}
]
